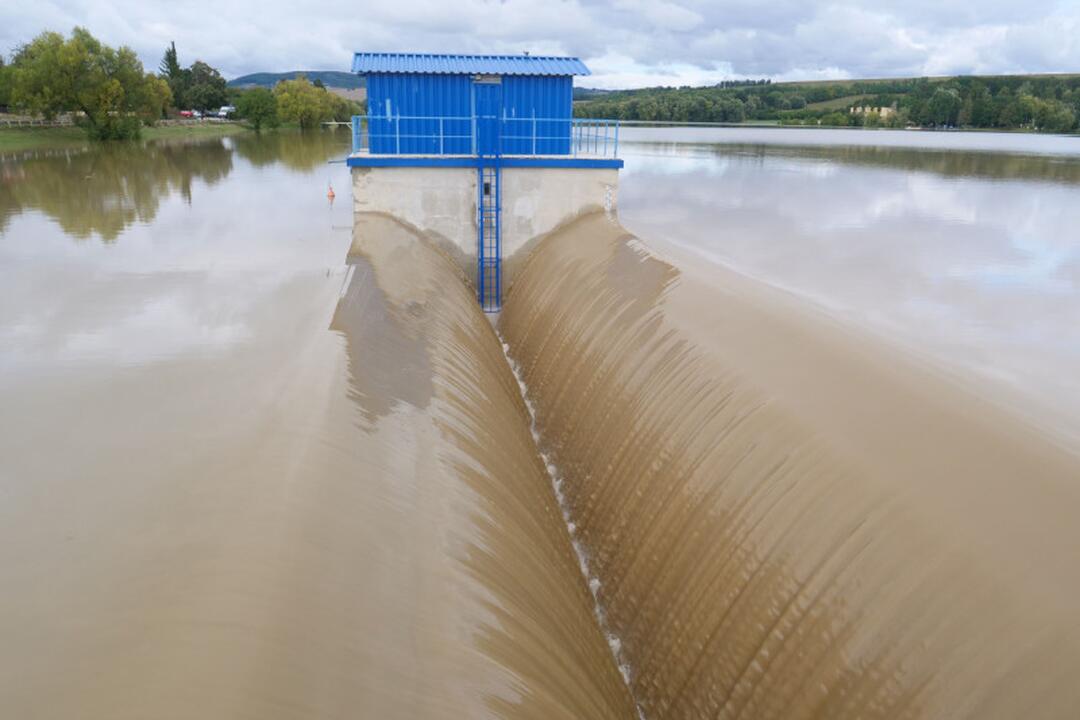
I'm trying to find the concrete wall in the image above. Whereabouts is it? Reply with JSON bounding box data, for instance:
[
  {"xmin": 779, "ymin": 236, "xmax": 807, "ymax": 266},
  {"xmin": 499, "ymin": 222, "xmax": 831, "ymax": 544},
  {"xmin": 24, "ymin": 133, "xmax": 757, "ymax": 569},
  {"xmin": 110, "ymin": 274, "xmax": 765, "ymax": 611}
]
[{"xmin": 352, "ymin": 165, "xmax": 619, "ymax": 287}]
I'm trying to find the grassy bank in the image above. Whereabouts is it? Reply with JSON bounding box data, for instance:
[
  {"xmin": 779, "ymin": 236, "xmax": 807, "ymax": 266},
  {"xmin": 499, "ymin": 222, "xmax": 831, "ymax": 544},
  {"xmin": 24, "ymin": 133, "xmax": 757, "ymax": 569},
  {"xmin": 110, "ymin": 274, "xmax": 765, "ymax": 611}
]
[{"xmin": 0, "ymin": 122, "xmax": 249, "ymax": 153}]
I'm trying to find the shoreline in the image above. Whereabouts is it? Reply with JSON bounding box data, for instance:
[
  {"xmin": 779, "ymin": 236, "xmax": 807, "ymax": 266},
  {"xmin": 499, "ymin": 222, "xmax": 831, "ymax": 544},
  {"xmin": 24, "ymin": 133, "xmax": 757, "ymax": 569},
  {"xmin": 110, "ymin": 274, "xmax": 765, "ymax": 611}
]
[
  {"xmin": 0, "ymin": 122, "xmax": 251, "ymax": 153},
  {"xmin": 580, "ymin": 119, "xmax": 1079, "ymax": 137}
]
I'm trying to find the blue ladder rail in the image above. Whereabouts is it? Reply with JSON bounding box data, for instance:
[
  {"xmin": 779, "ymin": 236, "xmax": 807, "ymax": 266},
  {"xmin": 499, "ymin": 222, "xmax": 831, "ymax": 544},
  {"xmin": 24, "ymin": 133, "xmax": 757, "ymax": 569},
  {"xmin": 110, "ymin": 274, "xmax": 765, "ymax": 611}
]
[{"xmin": 477, "ymin": 164, "xmax": 502, "ymax": 312}]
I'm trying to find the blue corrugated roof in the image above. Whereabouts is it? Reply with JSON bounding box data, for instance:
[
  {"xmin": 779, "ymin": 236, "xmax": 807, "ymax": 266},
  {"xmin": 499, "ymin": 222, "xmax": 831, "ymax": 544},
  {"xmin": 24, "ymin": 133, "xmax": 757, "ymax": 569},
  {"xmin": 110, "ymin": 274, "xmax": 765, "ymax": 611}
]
[{"xmin": 352, "ymin": 53, "xmax": 590, "ymax": 76}]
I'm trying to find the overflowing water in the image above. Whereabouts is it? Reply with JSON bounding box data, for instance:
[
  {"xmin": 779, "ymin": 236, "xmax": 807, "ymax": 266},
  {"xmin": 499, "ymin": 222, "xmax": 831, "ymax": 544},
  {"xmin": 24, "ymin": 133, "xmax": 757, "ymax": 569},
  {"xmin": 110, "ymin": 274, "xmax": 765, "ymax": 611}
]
[
  {"xmin": 3, "ymin": 128, "xmax": 1080, "ymax": 718},
  {"xmin": 499, "ymin": 212, "xmax": 1080, "ymax": 719}
]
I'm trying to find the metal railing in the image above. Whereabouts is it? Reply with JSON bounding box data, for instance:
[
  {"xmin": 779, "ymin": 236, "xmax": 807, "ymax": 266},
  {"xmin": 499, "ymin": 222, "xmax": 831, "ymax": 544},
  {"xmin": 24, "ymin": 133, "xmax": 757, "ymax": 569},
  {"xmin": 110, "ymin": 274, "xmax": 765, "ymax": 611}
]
[{"xmin": 350, "ymin": 114, "xmax": 619, "ymax": 158}]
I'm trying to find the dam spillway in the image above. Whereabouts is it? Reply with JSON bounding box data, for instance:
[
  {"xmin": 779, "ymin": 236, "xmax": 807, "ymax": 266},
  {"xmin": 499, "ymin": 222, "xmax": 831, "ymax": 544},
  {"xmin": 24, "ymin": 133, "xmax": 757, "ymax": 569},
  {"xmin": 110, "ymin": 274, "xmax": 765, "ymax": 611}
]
[{"xmin": 496, "ymin": 213, "xmax": 1080, "ymax": 719}]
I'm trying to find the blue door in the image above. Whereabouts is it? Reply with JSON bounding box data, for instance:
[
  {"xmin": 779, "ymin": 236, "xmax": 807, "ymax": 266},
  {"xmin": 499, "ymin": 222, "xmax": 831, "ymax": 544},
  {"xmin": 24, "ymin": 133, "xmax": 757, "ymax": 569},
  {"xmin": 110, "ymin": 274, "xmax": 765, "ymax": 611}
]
[{"xmin": 473, "ymin": 79, "xmax": 502, "ymax": 156}]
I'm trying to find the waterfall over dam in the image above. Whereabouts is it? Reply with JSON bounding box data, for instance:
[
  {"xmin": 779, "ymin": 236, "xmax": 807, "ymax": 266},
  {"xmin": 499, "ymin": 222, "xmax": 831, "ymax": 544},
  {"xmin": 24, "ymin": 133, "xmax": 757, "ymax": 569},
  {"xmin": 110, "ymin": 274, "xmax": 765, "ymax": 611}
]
[
  {"xmin": 326, "ymin": 213, "xmax": 639, "ymax": 718},
  {"xmin": 5, "ymin": 202, "xmax": 1078, "ymax": 719},
  {"xmin": 497, "ymin": 213, "xmax": 1080, "ymax": 719}
]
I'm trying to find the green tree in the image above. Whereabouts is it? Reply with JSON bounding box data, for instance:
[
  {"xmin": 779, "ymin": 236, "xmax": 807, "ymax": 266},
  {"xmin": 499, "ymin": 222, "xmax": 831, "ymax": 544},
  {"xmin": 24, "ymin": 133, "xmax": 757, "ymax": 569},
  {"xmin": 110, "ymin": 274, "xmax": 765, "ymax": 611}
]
[
  {"xmin": 186, "ymin": 60, "xmax": 227, "ymax": 111},
  {"xmin": 274, "ymin": 75, "xmax": 333, "ymax": 129},
  {"xmin": 9, "ymin": 28, "xmax": 172, "ymax": 139},
  {"xmin": 236, "ymin": 87, "xmax": 279, "ymax": 131},
  {"xmin": 158, "ymin": 40, "xmax": 187, "ymax": 109},
  {"xmin": 1033, "ymin": 98, "xmax": 1076, "ymax": 133},
  {"xmin": 159, "ymin": 41, "xmax": 180, "ymax": 77},
  {"xmin": 0, "ymin": 55, "xmax": 11, "ymax": 108},
  {"xmin": 137, "ymin": 74, "xmax": 172, "ymax": 121},
  {"xmin": 927, "ymin": 87, "xmax": 961, "ymax": 126},
  {"xmin": 326, "ymin": 92, "xmax": 359, "ymax": 122}
]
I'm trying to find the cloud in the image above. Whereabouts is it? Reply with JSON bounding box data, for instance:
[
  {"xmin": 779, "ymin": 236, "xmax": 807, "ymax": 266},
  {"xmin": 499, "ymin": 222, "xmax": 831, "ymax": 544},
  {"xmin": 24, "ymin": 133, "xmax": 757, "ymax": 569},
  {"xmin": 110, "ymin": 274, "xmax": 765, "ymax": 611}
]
[{"xmin": 1, "ymin": 0, "xmax": 1079, "ymax": 87}]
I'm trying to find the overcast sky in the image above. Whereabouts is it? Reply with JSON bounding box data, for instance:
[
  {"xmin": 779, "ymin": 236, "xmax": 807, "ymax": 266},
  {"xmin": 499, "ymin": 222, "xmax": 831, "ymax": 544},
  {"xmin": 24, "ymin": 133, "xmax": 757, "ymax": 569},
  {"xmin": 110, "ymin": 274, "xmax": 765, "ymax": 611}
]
[{"xmin": 2, "ymin": 1, "xmax": 1079, "ymax": 88}]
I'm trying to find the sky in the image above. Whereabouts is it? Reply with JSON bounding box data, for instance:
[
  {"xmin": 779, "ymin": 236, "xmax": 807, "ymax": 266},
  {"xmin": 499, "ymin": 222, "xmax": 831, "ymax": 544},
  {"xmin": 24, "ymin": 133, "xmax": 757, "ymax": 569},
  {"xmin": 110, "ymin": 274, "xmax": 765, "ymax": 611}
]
[{"xmin": 2, "ymin": 0, "xmax": 1079, "ymax": 88}]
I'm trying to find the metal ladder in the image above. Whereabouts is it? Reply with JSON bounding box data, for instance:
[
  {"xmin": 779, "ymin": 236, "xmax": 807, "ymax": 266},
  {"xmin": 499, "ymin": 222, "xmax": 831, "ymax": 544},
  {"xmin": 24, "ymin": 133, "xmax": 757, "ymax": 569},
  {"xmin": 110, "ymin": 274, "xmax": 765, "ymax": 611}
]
[{"xmin": 477, "ymin": 164, "xmax": 502, "ymax": 312}]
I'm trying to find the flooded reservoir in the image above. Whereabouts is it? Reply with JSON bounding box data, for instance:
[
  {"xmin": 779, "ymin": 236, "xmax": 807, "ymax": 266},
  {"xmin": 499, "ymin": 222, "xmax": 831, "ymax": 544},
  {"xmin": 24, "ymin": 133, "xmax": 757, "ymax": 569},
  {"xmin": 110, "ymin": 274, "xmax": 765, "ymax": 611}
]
[{"xmin": 2, "ymin": 127, "xmax": 1080, "ymax": 718}]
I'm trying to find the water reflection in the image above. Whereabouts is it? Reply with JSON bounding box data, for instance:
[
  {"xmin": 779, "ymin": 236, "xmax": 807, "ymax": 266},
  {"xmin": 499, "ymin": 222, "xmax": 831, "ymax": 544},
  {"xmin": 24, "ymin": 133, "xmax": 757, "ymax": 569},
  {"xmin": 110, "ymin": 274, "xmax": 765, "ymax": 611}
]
[
  {"xmin": 0, "ymin": 130, "xmax": 353, "ymax": 371},
  {"xmin": 233, "ymin": 130, "xmax": 353, "ymax": 172},
  {"xmin": 619, "ymin": 126, "xmax": 1080, "ymax": 157},
  {"xmin": 630, "ymin": 140, "xmax": 1080, "ymax": 185},
  {"xmin": 619, "ymin": 130, "xmax": 1080, "ymax": 441},
  {"xmin": 0, "ymin": 130, "xmax": 348, "ymax": 241},
  {"xmin": 0, "ymin": 140, "xmax": 233, "ymax": 240},
  {"xmin": 330, "ymin": 257, "xmax": 433, "ymax": 427}
]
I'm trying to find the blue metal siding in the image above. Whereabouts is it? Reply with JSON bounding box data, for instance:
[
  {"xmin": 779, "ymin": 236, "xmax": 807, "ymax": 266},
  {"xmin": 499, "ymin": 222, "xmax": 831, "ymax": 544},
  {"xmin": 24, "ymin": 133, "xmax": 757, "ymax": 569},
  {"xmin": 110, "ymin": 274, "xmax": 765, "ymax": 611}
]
[
  {"xmin": 364, "ymin": 72, "xmax": 574, "ymax": 155},
  {"xmin": 367, "ymin": 73, "xmax": 473, "ymax": 154},
  {"xmin": 354, "ymin": 53, "xmax": 590, "ymax": 76},
  {"xmin": 500, "ymin": 76, "xmax": 572, "ymax": 154}
]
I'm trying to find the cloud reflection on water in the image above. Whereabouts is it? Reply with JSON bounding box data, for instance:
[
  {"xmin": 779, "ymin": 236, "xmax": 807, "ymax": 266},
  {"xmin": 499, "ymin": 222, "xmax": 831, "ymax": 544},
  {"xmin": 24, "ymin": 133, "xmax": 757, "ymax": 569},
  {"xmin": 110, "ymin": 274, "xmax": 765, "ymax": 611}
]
[{"xmin": 618, "ymin": 129, "xmax": 1080, "ymax": 440}]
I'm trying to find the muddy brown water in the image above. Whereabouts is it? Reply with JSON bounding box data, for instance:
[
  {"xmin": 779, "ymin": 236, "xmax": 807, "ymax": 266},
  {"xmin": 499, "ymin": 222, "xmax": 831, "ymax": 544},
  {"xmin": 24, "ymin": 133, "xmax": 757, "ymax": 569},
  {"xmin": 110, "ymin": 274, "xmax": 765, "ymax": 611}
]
[
  {"xmin": 2, "ymin": 128, "xmax": 1080, "ymax": 718},
  {"xmin": 500, "ymin": 212, "xmax": 1080, "ymax": 719}
]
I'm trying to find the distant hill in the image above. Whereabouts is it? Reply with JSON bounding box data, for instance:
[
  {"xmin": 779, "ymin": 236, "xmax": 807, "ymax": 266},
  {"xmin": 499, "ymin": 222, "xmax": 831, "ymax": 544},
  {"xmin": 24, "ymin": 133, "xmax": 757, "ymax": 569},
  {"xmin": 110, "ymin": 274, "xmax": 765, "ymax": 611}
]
[
  {"xmin": 228, "ymin": 71, "xmax": 364, "ymax": 89},
  {"xmin": 573, "ymin": 87, "xmax": 614, "ymax": 101}
]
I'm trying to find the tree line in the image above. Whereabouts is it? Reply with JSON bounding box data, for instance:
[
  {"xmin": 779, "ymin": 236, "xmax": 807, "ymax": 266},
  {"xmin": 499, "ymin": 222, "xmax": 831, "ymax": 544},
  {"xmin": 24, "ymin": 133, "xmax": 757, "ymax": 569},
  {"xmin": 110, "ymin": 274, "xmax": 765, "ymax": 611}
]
[
  {"xmin": 0, "ymin": 28, "xmax": 361, "ymax": 139},
  {"xmin": 574, "ymin": 75, "xmax": 1080, "ymax": 133}
]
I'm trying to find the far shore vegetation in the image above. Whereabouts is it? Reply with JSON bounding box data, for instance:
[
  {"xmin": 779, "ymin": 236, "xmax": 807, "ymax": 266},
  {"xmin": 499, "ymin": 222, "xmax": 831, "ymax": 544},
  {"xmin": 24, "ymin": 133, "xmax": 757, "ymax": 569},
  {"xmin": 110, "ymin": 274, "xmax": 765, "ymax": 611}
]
[
  {"xmin": 0, "ymin": 28, "xmax": 363, "ymax": 148},
  {"xmin": 574, "ymin": 75, "xmax": 1080, "ymax": 133}
]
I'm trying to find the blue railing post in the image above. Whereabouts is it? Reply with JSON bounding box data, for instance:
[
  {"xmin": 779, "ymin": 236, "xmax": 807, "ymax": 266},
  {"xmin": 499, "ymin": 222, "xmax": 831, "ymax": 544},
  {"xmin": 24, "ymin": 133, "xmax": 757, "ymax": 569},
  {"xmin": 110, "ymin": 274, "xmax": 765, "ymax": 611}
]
[
  {"xmin": 439, "ymin": 117, "xmax": 444, "ymax": 155},
  {"xmin": 614, "ymin": 120, "xmax": 619, "ymax": 158},
  {"xmin": 395, "ymin": 114, "xmax": 400, "ymax": 154},
  {"xmin": 532, "ymin": 111, "xmax": 537, "ymax": 156},
  {"xmin": 351, "ymin": 115, "xmax": 360, "ymax": 153}
]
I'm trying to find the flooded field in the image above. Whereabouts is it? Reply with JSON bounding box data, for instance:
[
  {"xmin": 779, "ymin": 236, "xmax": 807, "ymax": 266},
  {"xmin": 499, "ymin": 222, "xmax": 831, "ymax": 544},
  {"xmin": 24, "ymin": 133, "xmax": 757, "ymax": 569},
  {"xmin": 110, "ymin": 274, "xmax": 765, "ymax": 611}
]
[{"xmin": 2, "ymin": 127, "xmax": 1080, "ymax": 718}]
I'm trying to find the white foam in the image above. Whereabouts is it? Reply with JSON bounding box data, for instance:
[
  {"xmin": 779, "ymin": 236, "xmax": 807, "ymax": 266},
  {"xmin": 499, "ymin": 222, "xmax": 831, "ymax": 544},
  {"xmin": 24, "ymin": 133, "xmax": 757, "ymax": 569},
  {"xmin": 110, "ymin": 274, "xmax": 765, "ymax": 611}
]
[{"xmin": 496, "ymin": 329, "xmax": 646, "ymax": 719}]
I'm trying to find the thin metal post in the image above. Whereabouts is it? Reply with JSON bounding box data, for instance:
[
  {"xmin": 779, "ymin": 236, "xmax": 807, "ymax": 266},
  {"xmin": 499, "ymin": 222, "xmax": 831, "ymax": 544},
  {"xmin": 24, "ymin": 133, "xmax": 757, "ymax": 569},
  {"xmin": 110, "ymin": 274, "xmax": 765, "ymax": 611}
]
[
  {"xmin": 477, "ymin": 166, "xmax": 484, "ymax": 306},
  {"xmin": 603, "ymin": 120, "xmax": 608, "ymax": 156},
  {"xmin": 532, "ymin": 111, "xmax": 537, "ymax": 156},
  {"xmin": 439, "ymin": 117, "xmax": 444, "ymax": 155},
  {"xmin": 351, "ymin": 115, "xmax": 360, "ymax": 152},
  {"xmin": 614, "ymin": 120, "xmax": 619, "ymax": 158},
  {"xmin": 395, "ymin": 114, "xmax": 400, "ymax": 154}
]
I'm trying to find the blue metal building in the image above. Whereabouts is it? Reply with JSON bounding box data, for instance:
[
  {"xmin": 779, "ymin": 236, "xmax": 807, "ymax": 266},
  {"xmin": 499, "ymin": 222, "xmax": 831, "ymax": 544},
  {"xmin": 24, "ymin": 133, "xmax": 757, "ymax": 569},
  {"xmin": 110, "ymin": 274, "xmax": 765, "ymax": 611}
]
[
  {"xmin": 348, "ymin": 53, "xmax": 621, "ymax": 312},
  {"xmin": 353, "ymin": 53, "xmax": 591, "ymax": 156}
]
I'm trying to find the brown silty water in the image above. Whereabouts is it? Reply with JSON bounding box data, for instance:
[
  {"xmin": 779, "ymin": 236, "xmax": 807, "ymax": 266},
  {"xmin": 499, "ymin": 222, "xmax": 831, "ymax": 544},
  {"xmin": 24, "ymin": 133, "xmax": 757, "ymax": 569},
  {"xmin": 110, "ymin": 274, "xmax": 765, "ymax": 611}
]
[
  {"xmin": 498, "ymin": 212, "xmax": 1080, "ymax": 719},
  {"xmin": 4, "ymin": 129, "xmax": 1080, "ymax": 717},
  {"xmin": 0, "ymin": 211, "xmax": 635, "ymax": 719}
]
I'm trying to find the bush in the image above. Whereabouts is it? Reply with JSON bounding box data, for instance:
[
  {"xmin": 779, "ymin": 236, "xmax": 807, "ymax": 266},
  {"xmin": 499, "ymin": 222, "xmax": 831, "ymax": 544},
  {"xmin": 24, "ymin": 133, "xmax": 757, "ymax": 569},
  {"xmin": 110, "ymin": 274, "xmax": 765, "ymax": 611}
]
[
  {"xmin": 236, "ymin": 87, "xmax": 279, "ymax": 131},
  {"xmin": 274, "ymin": 75, "xmax": 334, "ymax": 129}
]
